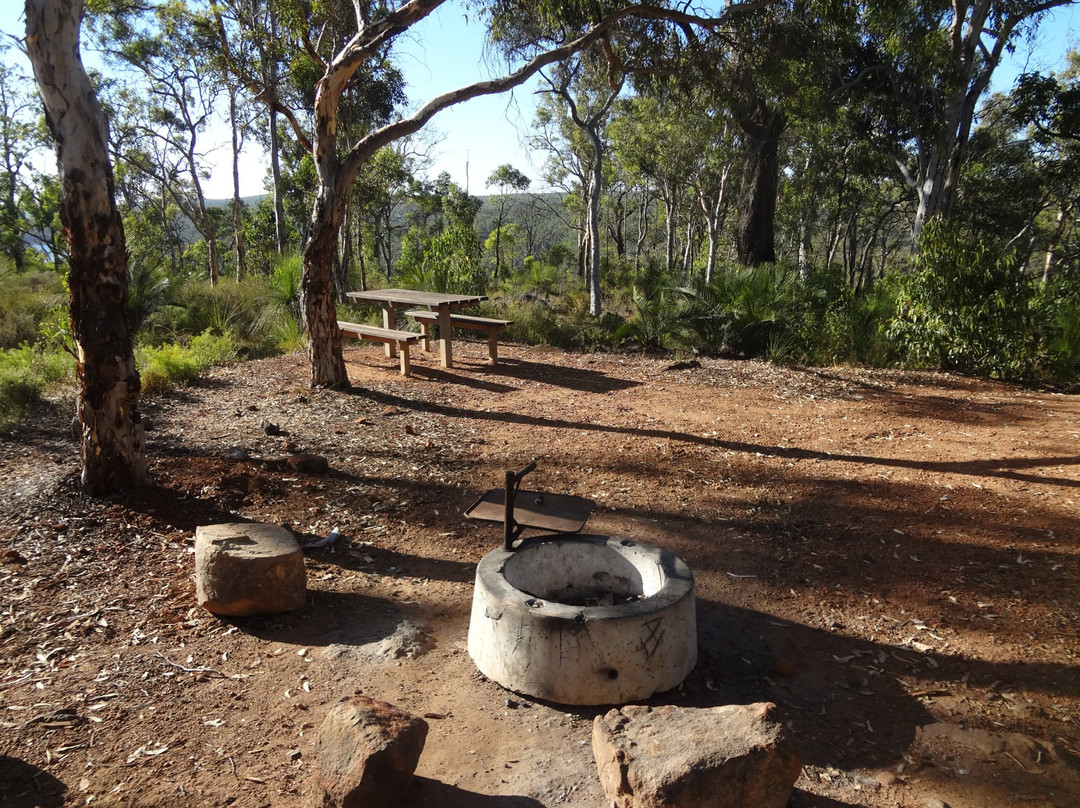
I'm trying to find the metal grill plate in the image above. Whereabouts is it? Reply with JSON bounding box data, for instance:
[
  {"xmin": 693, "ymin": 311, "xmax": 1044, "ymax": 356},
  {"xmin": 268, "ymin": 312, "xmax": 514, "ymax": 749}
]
[{"xmin": 465, "ymin": 489, "xmax": 594, "ymax": 534}]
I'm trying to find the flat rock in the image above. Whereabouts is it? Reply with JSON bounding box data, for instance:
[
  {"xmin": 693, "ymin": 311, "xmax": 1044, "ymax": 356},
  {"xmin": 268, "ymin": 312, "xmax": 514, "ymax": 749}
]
[
  {"xmin": 316, "ymin": 696, "xmax": 428, "ymax": 808},
  {"xmin": 194, "ymin": 522, "xmax": 306, "ymax": 616},
  {"xmin": 593, "ymin": 702, "xmax": 801, "ymax": 808}
]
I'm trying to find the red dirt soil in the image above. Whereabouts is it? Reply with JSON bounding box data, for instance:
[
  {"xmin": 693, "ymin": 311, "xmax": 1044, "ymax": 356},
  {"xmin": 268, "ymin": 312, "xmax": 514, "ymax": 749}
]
[{"xmin": 2, "ymin": 341, "xmax": 1078, "ymax": 807}]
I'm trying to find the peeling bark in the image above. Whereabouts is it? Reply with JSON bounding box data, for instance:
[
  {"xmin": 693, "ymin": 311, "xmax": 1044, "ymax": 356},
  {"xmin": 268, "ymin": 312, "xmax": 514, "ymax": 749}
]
[{"xmin": 25, "ymin": 0, "xmax": 150, "ymax": 495}]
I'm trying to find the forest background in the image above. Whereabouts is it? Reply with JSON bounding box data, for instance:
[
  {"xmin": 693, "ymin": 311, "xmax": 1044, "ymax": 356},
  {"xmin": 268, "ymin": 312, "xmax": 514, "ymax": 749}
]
[{"xmin": 3, "ymin": 0, "xmax": 1080, "ymax": 437}]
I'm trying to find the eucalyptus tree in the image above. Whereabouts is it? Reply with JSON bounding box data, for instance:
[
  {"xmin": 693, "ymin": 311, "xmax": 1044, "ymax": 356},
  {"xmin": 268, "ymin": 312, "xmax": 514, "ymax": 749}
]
[
  {"xmin": 780, "ymin": 107, "xmax": 909, "ymax": 282},
  {"xmin": 203, "ymin": 0, "xmax": 771, "ymax": 385},
  {"xmin": 485, "ymin": 163, "xmax": 530, "ymax": 278},
  {"xmin": 860, "ymin": 0, "xmax": 1074, "ymax": 244},
  {"xmin": 20, "ymin": 170, "xmax": 65, "ymax": 273},
  {"xmin": 291, "ymin": 2, "xmax": 758, "ymax": 386},
  {"xmin": 531, "ymin": 89, "xmax": 591, "ymax": 275},
  {"xmin": 1009, "ymin": 54, "xmax": 1080, "ymax": 280},
  {"xmin": 207, "ymin": 0, "xmax": 295, "ymax": 253},
  {"xmin": 712, "ymin": 0, "xmax": 861, "ymax": 267},
  {"xmin": 538, "ymin": 51, "xmax": 622, "ymax": 315},
  {"xmin": 0, "ymin": 53, "xmax": 45, "ymax": 270},
  {"xmin": 351, "ymin": 145, "xmax": 412, "ymax": 286},
  {"xmin": 608, "ymin": 93, "xmax": 698, "ymax": 274},
  {"xmin": 91, "ymin": 0, "xmax": 227, "ymax": 284},
  {"xmin": 25, "ymin": 0, "xmax": 150, "ymax": 494}
]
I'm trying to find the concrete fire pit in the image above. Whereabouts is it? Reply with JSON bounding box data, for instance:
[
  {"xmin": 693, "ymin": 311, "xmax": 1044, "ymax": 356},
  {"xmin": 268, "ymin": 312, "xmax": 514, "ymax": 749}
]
[{"xmin": 467, "ymin": 534, "xmax": 696, "ymax": 705}]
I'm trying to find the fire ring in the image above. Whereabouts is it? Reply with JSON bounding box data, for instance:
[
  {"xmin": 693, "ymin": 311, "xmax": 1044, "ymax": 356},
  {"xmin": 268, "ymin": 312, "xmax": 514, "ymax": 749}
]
[{"xmin": 467, "ymin": 534, "xmax": 697, "ymax": 705}]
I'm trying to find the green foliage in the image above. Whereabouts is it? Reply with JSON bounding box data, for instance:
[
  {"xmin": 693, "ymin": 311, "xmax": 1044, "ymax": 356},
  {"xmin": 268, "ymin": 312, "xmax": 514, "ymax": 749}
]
[
  {"xmin": 0, "ymin": 344, "xmax": 72, "ymax": 427},
  {"xmin": 1040, "ymin": 277, "xmax": 1080, "ymax": 385},
  {"xmin": 395, "ymin": 224, "xmax": 486, "ymax": 295},
  {"xmin": 615, "ymin": 285, "xmax": 677, "ymax": 350},
  {"xmin": 788, "ymin": 265, "xmax": 896, "ymax": 366},
  {"xmin": 522, "ymin": 256, "xmax": 561, "ymax": 297},
  {"xmin": 607, "ymin": 259, "xmax": 897, "ymax": 367},
  {"xmin": 671, "ymin": 264, "xmax": 801, "ymax": 357},
  {"xmin": 0, "ymin": 265, "xmax": 66, "ymax": 350},
  {"xmin": 137, "ymin": 330, "xmax": 238, "ymax": 395},
  {"xmin": 127, "ymin": 257, "xmax": 171, "ymax": 333},
  {"xmin": 249, "ymin": 253, "xmax": 304, "ymax": 353},
  {"xmin": 886, "ymin": 221, "xmax": 1050, "ymax": 381}
]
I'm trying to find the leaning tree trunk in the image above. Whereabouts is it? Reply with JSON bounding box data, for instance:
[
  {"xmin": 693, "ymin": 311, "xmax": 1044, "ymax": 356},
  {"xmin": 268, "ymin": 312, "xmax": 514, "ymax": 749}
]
[
  {"xmin": 25, "ymin": 0, "xmax": 150, "ymax": 495},
  {"xmin": 736, "ymin": 100, "xmax": 785, "ymax": 267}
]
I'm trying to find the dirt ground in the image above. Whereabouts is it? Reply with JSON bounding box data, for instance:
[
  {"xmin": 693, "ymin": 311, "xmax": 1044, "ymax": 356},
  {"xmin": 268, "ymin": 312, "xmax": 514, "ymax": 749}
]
[{"xmin": 1, "ymin": 340, "xmax": 1078, "ymax": 808}]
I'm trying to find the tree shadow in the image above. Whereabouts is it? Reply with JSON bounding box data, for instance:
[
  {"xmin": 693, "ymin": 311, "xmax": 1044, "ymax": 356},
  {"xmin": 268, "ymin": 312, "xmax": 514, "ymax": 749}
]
[
  {"xmin": 462, "ymin": 357, "xmax": 642, "ymax": 393},
  {"xmin": 667, "ymin": 598, "xmax": 1077, "ymax": 770},
  {"xmin": 339, "ymin": 387, "xmax": 1080, "ymax": 489},
  {"xmin": 406, "ymin": 364, "xmax": 520, "ymax": 393},
  {"xmin": 410, "ymin": 777, "xmax": 545, "ymax": 807},
  {"xmin": 0, "ymin": 757, "xmax": 66, "ymax": 808}
]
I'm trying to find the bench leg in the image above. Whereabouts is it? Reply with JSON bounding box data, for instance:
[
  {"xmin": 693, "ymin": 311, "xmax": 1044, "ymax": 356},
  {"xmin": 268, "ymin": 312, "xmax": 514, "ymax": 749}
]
[
  {"xmin": 381, "ymin": 303, "xmax": 397, "ymax": 359},
  {"xmin": 437, "ymin": 306, "xmax": 453, "ymax": 368},
  {"xmin": 398, "ymin": 342, "xmax": 411, "ymax": 376},
  {"xmin": 420, "ymin": 322, "xmax": 433, "ymax": 353},
  {"xmin": 487, "ymin": 328, "xmax": 499, "ymax": 362}
]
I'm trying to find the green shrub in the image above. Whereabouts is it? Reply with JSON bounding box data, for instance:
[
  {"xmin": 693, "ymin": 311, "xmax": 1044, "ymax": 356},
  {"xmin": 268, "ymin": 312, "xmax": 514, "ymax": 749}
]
[
  {"xmin": 788, "ymin": 266, "xmax": 896, "ymax": 366},
  {"xmin": 138, "ymin": 343, "xmax": 203, "ymax": 394},
  {"xmin": 616, "ymin": 285, "xmax": 679, "ymax": 350},
  {"xmin": 671, "ymin": 263, "xmax": 800, "ymax": 357},
  {"xmin": 0, "ymin": 267, "xmax": 66, "ymax": 349},
  {"xmin": 1042, "ymin": 279, "xmax": 1080, "ymax": 386},
  {"xmin": 887, "ymin": 220, "xmax": 1048, "ymax": 381},
  {"xmin": 137, "ymin": 331, "xmax": 239, "ymax": 395},
  {"xmin": 0, "ymin": 344, "xmax": 72, "ymax": 427}
]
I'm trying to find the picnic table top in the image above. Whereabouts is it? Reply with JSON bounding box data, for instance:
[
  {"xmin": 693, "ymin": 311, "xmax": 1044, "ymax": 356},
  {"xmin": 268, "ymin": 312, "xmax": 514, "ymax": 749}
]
[{"xmin": 346, "ymin": 289, "xmax": 487, "ymax": 308}]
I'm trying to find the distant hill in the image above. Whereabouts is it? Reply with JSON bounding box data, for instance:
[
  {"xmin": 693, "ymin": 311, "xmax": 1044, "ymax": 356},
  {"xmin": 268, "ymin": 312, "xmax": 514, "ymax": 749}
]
[{"xmin": 205, "ymin": 194, "xmax": 268, "ymax": 209}]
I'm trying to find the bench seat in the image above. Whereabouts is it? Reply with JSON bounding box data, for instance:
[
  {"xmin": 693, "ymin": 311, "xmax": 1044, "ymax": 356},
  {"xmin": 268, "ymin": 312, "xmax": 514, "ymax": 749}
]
[
  {"xmin": 405, "ymin": 311, "xmax": 513, "ymax": 362},
  {"xmin": 337, "ymin": 320, "xmax": 422, "ymax": 376}
]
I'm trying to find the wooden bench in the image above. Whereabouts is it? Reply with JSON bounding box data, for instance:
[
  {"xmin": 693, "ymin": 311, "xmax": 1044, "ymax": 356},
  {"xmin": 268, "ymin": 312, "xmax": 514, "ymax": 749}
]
[
  {"xmin": 405, "ymin": 311, "xmax": 513, "ymax": 362},
  {"xmin": 337, "ymin": 320, "xmax": 422, "ymax": 376}
]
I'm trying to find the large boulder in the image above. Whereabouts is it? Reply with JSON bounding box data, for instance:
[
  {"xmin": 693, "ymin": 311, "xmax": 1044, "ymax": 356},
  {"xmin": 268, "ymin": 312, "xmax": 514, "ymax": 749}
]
[
  {"xmin": 194, "ymin": 522, "xmax": 306, "ymax": 617},
  {"xmin": 316, "ymin": 696, "xmax": 429, "ymax": 808},
  {"xmin": 592, "ymin": 702, "xmax": 802, "ymax": 808}
]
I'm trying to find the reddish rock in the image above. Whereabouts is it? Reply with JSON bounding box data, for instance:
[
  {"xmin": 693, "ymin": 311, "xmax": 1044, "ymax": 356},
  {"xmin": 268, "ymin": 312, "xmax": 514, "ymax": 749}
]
[
  {"xmin": 316, "ymin": 696, "xmax": 428, "ymax": 808},
  {"xmin": 593, "ymin": 702, "xmax": 802, "ymax": 808},
  {"xmin": 194, "ymin": 522, "xmax": 306, "ymax": 617},
  {"xmin": 287, "ymin": 453, "xmax": 329, "ymax": 475}
]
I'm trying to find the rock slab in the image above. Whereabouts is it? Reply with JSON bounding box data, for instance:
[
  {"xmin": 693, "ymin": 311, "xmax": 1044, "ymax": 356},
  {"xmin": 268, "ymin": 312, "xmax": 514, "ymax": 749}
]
[
  {"xmin": 316, "ymin": 696, "xmax": 429, "ymax": 808},
  {"xmin": 593, "ymin": 702, "xmax": 802, "ymax": 808},
  {"xmin": 194, "ymin": 522, "xmax": 306, "ymax": 616}
]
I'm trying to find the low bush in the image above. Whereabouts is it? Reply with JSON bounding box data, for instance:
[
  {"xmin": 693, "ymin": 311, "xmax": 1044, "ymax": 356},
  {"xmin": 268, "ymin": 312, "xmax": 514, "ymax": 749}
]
[
  {"xmin": 137, "ymin": 331, "xmax": 238, "ymax": 395},
  {"xmin": 0, "ymin": 267, "xmax": 66, "ymax": 350},
  {"xmin": 887, "ymin": 221, "xmax": 1050, "ymax": 382},
  {"xmin": 0, "ymin": 344, "xmax": 72, "ymax": 427}
]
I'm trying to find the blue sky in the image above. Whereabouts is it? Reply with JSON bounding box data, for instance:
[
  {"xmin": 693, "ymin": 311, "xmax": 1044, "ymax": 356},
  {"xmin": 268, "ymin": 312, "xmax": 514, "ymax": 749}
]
[{"xmin": 1, "ymin": 1, "xmax": 1077, "ymax": 199}]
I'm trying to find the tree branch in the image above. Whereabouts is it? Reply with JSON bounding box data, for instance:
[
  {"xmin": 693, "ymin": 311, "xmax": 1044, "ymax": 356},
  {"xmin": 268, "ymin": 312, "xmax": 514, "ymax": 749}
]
[{"xmin": 338, "ymin": 0, "xmax": 764, "ymax": 190}]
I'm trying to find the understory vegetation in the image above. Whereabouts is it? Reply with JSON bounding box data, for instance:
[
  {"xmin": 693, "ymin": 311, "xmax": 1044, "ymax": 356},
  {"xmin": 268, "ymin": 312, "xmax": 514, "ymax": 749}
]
[
  {"xmin": 3, "ymin": 212, "xmax": 1078, "ymax": 429},
  {"xmin": 3, "ymin": 1, "xmax": 1080, "ymax": 426}
]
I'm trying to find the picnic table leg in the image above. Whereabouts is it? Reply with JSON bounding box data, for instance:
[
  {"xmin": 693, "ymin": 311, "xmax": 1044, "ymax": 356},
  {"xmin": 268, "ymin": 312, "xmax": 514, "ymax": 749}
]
[
  {"xmin": 437, "ymin": 305, "xmax": 453, "ymax": 368},
  {"xmin": 381, "ymin": 302, "xmax": 397, "ymax": 359}
]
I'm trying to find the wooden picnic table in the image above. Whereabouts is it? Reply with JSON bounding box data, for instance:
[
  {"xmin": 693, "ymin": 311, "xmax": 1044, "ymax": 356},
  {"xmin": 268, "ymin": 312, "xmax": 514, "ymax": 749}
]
[{"xmin": 346, "ymin": 288, "xmax": 487, "ymax": 369}]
